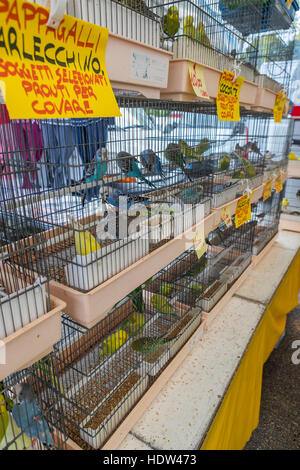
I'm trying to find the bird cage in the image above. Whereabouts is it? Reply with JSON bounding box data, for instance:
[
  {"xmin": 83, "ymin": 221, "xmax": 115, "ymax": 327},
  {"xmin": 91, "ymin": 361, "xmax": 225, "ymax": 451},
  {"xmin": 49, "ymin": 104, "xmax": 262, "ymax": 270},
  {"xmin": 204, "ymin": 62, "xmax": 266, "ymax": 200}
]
[
  {"xmin": 252, "ymin": 186, "xmax": 284, "ymax": 255},
  {"xmin": 35, "ymin": 283, "xmax": 202, "ymax": 449},
  {"xmin": 154, "ymin": 0, "xmax": 257, "ymax": 71},
  {"xmin": 0, "ymin": 368, "xmax": 67, "ymax": 450}
]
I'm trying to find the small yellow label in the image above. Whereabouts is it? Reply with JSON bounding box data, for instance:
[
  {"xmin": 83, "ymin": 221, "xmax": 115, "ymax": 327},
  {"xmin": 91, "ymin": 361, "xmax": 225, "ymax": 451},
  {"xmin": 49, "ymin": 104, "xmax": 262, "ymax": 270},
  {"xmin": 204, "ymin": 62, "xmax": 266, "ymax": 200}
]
[
  {"xmin": 235, "ymin": 193, "xmax": 252, "ymax": 229},
  {"xmin": 286, "ymin": 0, "xmax": 293, "ymax": 9},
  {"xmin": 193, "ymin": 224, "xmax": 207, "ymax": 260},
  {"xmin": 217, "ymin": 70, "xmax": 245, "ymax": 122},
  {"xmin": 221, "ymin": 205, "xmax": 232, "ymax": 227},
  {"xmin": 273, "ymin": 92, "xmax": 286, "ymax": 123},
  {"xmin": 275, "ymin": 174, "xmax": 283, "ymax": 193},
  {"xmin": 188, "ymin": 62, "xmax": 209, "ymax": 100},
  {"xmin": 263, "ymin": 179, "xmax": 272, "ymax": 202}
]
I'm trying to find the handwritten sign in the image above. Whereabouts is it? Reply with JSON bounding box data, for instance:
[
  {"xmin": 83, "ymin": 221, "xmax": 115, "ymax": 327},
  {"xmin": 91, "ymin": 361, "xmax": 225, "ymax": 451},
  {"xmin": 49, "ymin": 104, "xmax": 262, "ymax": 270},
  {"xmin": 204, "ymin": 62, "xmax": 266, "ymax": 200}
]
[
  {"xmin": 220, "ymin": 205, "xmax": 232, "ymax": 227},
  {"xmin": 216, "ymin": 70, "xmax": 244, "ymax": 122},
  {"xmin": 0, "ymin": 0, "xmax": 121, "ymax": 119},
  {"xmin": 188, "ymin": 62, "xmax": 209, "ymax": 100},
  {"xmin": 273, "ymin": 92, "xmax": 286, "ymax": 123},
  {"xmin": 275, "ymin": 174, "xmax": 283, "ymax": 193},
  {"xmin": 263, "ymin": 179, "xmax": 272, "ymax": 202},
  {"xmin": 193, "ymin": 224, "xmax": 207, "ymax": 260},
  {"xmin": 235, "ymin": 193, "xmax": 252, "ymax": 229}
]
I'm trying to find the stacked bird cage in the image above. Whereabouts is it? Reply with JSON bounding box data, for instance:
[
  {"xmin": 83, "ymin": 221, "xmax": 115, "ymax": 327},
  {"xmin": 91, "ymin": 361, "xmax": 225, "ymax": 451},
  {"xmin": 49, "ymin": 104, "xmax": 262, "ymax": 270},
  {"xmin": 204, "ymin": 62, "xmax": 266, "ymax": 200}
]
[
  {"xmin": 252, "ymin": 185, "xmax": 285, "ymax": 255},
  {"xmin": 153, "ymin": 0, "xmax": 257, "ymax": 81},
  {"xmin": 263, "ymin": 117, "xmax": 294, "ymax": 181},
  {"xmin": 0, "ymin": 368, "xmax": 67, "ymax": 450},
  {"xmin": 33, "ymin": 284, "xmax": 202, "ymax": 449}
]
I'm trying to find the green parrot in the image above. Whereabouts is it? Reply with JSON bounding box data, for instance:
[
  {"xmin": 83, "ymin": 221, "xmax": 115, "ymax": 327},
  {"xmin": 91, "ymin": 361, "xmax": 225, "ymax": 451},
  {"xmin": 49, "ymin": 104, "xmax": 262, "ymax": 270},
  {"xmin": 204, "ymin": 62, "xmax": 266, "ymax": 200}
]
[
  {"xmin": 151, "ymin": 294, "xmax": 179, "ymax": 318},
  {"xmin": 190, "ymin": 282, "xmax": 203, "ymax": 295},
  {"xmin": 183, "ymin": 16, "xmax": 195, "ymax": 39},
  {"xmin": 0, "ymin": 382, "xmax": 13, "ymax": 412},
  {"xmin": 187, "ymin": 254, "xmax": 208, "ymax": 277},
  {"xmin": 195, "ymin": 138, "xmax": 210, "ymax": 157},
  {"xmin": 218, "ymin": 154, "xmax": 231, "ymax": 171},
  {"xmin": 178, "ymin": 140, "xmax": 194, "ymax": 160},
  {"xmin": 121, "ymin": 312, "xmax": 146, "ymax": 337},
  {"xmin": 195, "ymin": 21, "xmax": 211, "ymax": 47},
  {"xmin": 130, "ymin": 335, "xmax": 175, "ymax": 355},
  {"xmin": 232, "ymin": 151, "xmax": 256, "ymax": 179},
  {"xmin": 160, "ymin": 282, "xmax": 173, "ymax": 296},
  {"xmin": 164, "ymin": 143, "xmax": 192, "ymax": 181},
  {"xmin": 162, "ymin": 6, "xmax": 180, "ymax": 38}
]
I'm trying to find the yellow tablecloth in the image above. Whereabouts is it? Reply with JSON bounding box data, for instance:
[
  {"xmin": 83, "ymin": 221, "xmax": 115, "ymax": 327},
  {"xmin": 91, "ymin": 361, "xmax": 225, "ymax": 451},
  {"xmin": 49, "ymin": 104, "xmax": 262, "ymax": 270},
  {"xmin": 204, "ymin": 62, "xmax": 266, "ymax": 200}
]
[{"xmin": 201, "ymin": 249, "xmax": 300, "ymax": 450}]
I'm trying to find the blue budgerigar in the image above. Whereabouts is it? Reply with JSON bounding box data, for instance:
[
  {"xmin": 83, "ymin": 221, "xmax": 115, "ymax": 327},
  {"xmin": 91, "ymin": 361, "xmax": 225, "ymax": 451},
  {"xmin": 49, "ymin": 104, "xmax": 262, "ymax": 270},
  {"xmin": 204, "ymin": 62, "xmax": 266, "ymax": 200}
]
[
  {"xmin": 12, "ymin": 383, "xmax": 54, "ymax": 449},
  {"xmin": 140, "ymin": 149, "xmax": 166, "ymax": 181},
  {"xmin": 117, "ymin": 151, "xmax": 156, "ymax": 188},
  {"xmin": 81, "ymin": 148, "xmax": 108, "ymax": 206}
]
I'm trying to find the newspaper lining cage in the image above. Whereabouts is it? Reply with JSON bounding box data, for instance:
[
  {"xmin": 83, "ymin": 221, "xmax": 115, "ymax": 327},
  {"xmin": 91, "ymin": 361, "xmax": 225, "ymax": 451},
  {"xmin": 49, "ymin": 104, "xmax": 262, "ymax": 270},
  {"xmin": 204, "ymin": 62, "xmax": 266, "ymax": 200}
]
[
  {"xmin": 152, "ymin": 0, "xmax": 257, "ymax": 82},
  {"xmin": 0, "ymin": 367, "xmax": 67, "ymax": 450},
  {"xmin": 32, "ymin": 283, "xmax": 202, "ymax": 449},
  {"xmin": 252, "ymin": 185, "xmax": 285, "ymax": 255}
]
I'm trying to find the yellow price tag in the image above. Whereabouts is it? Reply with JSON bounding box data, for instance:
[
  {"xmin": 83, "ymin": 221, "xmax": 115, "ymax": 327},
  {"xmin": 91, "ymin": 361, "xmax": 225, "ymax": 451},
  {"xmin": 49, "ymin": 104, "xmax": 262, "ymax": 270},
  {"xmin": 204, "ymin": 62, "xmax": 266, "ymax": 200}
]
[
  {"xmin": 275, "ymin": 174, "xmax": 283, "ymax": 193},
  {"xmin": 220, "ymin": 205, "xmax": 232, "ymax": 227},
  {"xmin": 263, "ymin": 179, "xmax": 272, "ymax": 202},
  {"xmin": 289, "ymin": 152, "xmax": 298, "ymax": 160},
  {"xmin": 188, "ymin": 62, "xmax": 209, "ymax": 100},
  {"xmin": 0, "ymin": 0, "xmax": 121, "ymax": 119},
  {"xmin": 217, "ymin": 70, "xmax": 245, "ymax": 122},
  {"xmin": 235, "ymin": 193, "xmax": 252, "ymax": 229},
  {"xmin": 273, "ymin": 92, "xmax": 286, "ymax": 123},
  {"xmin": 193, "ymin": 225, "xmax": 207, "ymax": 260}
]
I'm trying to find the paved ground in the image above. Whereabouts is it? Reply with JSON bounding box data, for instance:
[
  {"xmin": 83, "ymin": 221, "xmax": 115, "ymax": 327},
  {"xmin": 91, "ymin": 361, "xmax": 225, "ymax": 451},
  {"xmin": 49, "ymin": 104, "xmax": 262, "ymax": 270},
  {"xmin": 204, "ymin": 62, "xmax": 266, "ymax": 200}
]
[{"xmin": 245, "ymin": 305, "xmax": 300, "ymax": 450}]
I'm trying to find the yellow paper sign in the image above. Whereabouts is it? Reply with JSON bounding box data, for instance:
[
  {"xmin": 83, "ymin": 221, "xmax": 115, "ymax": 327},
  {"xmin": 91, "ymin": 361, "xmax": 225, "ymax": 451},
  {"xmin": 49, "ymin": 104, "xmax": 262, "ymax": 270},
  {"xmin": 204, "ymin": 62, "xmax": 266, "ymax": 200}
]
[
  {"xmin": 220, "ymin": 205, "xmax": 232, "ymax": 227},
  {"xmin": 286, "ymin": 0, "xmax": 293, "ymax": 9},
  {"xmin": 188, "ymin": 62, "xmax": 209, "ymax": 100},
  {"xmin": 275, "ymin": 174, "xmax": 283, "ymax": 193},
  {"xmin": 217, "ymin": 70, "xmax": 245, "ymax": 122},
  {"xmin": 193, "ymin": 225, "xmax": 207, "ymax": 260},
  {"xmin": 0, "ymin": 0, "xmax": 121, "ymax": 119},
  {"xmin": 235, "ymin": 193, "xmax": 252, "ymax": 229},
  {"xmin": 273, "ymin": 92, "xmax": 286, "ymax": 123},
  {"xmin": 263, "ymin": 179, "xmax": 272, "ymax": 202}
]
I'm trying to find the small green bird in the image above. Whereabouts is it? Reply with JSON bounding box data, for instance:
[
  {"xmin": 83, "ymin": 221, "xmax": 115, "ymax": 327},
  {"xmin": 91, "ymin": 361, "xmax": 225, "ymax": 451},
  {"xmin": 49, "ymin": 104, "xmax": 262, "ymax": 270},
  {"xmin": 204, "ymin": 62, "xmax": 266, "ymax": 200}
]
[
  {"xmin": 195, "ymin": 138, "xmax": 210, "ymax": 157},
  {"xmin": 130, "ymin": 335, "xmax": 175, "ymax": 355},
  {"xmin": 160, "ymin": 282, "xmax": 173, "ymax": 296},
  {"xmin": 218, "ymin": 154, "xmax": 231, "ymax": 171},
  {"xmin": 121, "ymin": 312, "xmax": 146, "ymax": 337},
  {"xmin": 164, "ymin": 143, "xmax": 192, "ymax": 181},
  {"xmin": 162, "ymin": 6, "xmax": 180, "ymax": 38},
  {"xmin": 178, "ymin": 140, "xmax": 194, "ymax": 160},
  {"xmin": 151, "ymin": 294, "xmax": 178, "ymax": 317},
  {"xmin": 195, "ymin": 21, "xmax": 211, "ymax": 47},
  {"xmin": 187, "ymin": 255, "xmax": 208, "ymax": 277},
  {"xmin": 183, "ymin": 16, "xmax": 195, "ymax": 39},
  {"xmin": 232, "ymin": 151, "xmax": 256, "ymax": 178},
  {"xmin": 190, "ymin": 282, "xmax": 203, "ymax": 295}
]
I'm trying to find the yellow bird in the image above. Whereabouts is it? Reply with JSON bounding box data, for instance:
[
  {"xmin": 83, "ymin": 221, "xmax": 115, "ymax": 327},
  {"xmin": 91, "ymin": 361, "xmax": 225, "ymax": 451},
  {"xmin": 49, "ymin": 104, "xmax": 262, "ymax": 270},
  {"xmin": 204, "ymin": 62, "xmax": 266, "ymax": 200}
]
[
  {"xmin": 99, "ymin": 330, "xmax": 128, "ymax": 358},
  {"xmin": 69, "ymin": 218, "xmax": 101, "ymax": 256},
  {"xmin": 163, "ymin": 6, "xmax": 180, "ymax": 38},
  {"xmin": 0, "ymin": 413, "xmax": 31, "ymax": 450},
  {"xmin": 0, "ymin": 395, "xmax": 8, "ymax": 444},
  {"xmin": 183, "ymin": 16, "xmax": 195, "ymax": 39},
  {"xmin": 195, "ymin": 21, "xmax": 211, "ymax": 47}
]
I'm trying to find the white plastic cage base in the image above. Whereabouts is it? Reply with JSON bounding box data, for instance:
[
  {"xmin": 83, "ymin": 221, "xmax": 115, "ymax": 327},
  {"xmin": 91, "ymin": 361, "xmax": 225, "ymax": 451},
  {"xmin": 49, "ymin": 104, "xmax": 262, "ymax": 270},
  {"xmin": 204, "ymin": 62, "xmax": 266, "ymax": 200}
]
[{"xmin": 212, "ymin": 183, "xmax": 241, "ymax": 209}]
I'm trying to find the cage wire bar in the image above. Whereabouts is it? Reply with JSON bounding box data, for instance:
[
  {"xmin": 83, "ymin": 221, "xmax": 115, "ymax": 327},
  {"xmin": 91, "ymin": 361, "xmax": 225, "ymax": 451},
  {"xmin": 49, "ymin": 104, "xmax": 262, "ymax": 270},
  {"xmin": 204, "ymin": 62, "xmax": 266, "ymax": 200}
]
[
  {"xmin": 0, "ymin": 366, "xmax": 67, "ymax": 450},
  {"xmin": 252, "ymin": 185, "xmax": 285, "ymax": 255}
]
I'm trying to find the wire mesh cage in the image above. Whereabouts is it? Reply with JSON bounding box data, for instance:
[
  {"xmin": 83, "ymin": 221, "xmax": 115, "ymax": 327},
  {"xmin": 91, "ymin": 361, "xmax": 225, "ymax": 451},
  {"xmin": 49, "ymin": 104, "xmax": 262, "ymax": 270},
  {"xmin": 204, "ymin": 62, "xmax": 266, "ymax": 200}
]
[
  {"xmin": 32, "ymin": 281, "xmax": 202, "ymax": 449},
  {"xmin": 202, "ymin": 0, "xmax": 299, "ymax": 36},
  {"xmin": 151, "ymin": 0, "xmax": 257, "ymax": 82},
  {"xmin": 0, "ymin": 367, "xmax": 67, "ymax": 450},
  {"xmin": 252, "ymin": 186, "xmax": 284, "ymax": 255}
]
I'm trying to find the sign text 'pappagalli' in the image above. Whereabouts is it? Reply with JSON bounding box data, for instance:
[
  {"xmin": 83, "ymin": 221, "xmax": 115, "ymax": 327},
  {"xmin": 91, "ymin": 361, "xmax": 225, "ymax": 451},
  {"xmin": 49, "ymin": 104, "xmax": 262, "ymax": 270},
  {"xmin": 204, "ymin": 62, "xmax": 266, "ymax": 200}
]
[{"xmin": 0, "ymin": 0, "xmax": 121, "ymax": 119}]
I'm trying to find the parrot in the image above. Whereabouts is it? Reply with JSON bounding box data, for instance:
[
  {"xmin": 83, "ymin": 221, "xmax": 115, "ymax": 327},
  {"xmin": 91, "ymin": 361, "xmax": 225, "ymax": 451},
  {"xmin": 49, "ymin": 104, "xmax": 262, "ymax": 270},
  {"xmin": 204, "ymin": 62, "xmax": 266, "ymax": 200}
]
[
  {"xmin": 121, "ymin": 312, "xmax": 146, "ymax": 337},
  {"xmin": 130, "ymin": 335, "xmax": 176, "ymax": 355},
  {"xmin": 183, "ymin": 16, "xmax": 195, "ymax": 39},
  {"xmin": 218, "ymin": 154, "xmax": 231, "ymax": 171},
  {"xmin": 160, "ymin": 282, "xmax": 173, "ymax": 296},
  {"xmin": 282, "ymin": 198, "xmax": 289, "ymax": 209},
  {"xmin": 0, "ymin": 381, "xmax": 14, "ymax": 412},
  {"xmin": 190, "ymin": 282, "xmax": 203, "ymax": 295},
  {"xmin": 186, "ymin": 254, "xmax": 207, "ymax": 277},
  {"xmin": 164, "ymin": 143, "xmax": 192, "ymax": 181},
  {"xmin": 13, "ymin": 383, "xmax": 54, "ymax": 449},
  {"xmin": 0, "ymin": 413, "xmax": 32, "ymax": 450},
  {"xmin": 150, "ymin": 294, "xmax": 179, "ymax": 318},
  {"xmin": 162, "ymin": 6, "xmax": 180, "ymax": 38},
  {"xmin": 140, "ymin": 149, "xmax": 166, "ymax": 180},
  {"xmin": 0, "ymin": 394, "xmax": 9, "ymax": 444},
  {"xmin": 232, "ymin": 169, "xmax": 246, "ymax": 179},
  {"xmin": 117, "ymin": 151, "xmax": 157, "ymax": 188},
  {"xmin": 195, "ymin": 21, "xmax": 211, "ymax": 47},
  {"xmin": 68, "ymin": 217, "xmax": 101, "ymax": 256},
  {"xmin": 129, "ymin": 285, "xmax": 145, "ymax": 312},
  {"xmin": 99, "ymin": 330, "xmax": 128, "ymax": 358},
  {"xmin": 178, "ymin": 140, "xmax": 194, "ymax": 160},
  {"xmin": 232, "ymin": 151, "xmax": 256, "ymax": 178},
  {"xmin": 195, "ymin": 138, "xmax": 210, "ymax": 157},
  {"xmin": 81, "ymin": 148, "xmax": 108, "ymax": 207}
]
